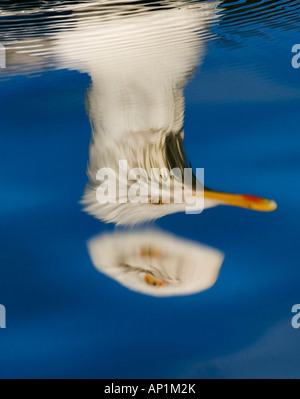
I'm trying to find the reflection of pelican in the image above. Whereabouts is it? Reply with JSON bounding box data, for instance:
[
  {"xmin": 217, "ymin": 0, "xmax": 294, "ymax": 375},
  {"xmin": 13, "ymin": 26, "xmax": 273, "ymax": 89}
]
[{"xmin": 88, "ymin": 230, "xmax": 224, "ymax": 296}]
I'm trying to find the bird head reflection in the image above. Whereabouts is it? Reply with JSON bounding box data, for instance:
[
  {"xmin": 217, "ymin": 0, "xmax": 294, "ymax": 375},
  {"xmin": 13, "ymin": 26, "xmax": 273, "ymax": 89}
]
[{"xmin": 88, "ymin": 230, "xmax": 224, "ymax": 296}]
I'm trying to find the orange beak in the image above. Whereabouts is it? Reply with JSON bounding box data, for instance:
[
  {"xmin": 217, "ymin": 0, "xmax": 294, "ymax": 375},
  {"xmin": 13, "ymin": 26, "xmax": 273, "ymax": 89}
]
[{"xmin": 204, "ymin": 190, "xmax": 277, "ymax": 212}]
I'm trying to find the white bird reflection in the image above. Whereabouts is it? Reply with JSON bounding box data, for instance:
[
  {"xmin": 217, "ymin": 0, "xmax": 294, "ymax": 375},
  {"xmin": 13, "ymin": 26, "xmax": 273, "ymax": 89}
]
[
  {"xmin": 51, "ymin": 0, "xmax": 275, "ymax": 224},
  {"xmin": 88, "ymin": 230, "xmax": 224, "ymax": 296},
  {"xmin": 2, "ymin": 1, "xmax": 276, "ymax": 225},
  {"xmin": 53, "ymin": 0, "xmax": 221, "ymax": 224},
  {"xmin": 1, "ymin": 1, "xmax": 277, "ymax": 296}
]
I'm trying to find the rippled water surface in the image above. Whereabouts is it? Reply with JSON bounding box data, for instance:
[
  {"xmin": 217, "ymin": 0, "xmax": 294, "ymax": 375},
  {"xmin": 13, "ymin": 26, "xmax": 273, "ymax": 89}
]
[{"xmin": 1, "ymin": 0, "xmax": 300, "ymax": 378}]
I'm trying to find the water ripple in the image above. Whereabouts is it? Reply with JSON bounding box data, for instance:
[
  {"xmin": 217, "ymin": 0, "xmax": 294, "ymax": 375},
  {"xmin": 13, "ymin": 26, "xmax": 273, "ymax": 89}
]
[{"xmin": 0, "ymin": 0, "xmax": 300, "ymax": 77}]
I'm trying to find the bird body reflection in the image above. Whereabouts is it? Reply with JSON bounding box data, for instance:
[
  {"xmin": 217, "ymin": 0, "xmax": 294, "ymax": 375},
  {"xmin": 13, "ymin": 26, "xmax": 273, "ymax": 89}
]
[
  {"xmin": 2, "ymin": 1, "xmax": 276, "ymax": 225},
  {"xmin": 54, "ymin": 1, "xmax": 219, "ymax": 224},
  {"xmin": 1, "ymin": 0, "xmax": 277, "ymax": 295},
  {"xmin": 52, "ymin": 1, "xmax": 276, "ymax": 224}
]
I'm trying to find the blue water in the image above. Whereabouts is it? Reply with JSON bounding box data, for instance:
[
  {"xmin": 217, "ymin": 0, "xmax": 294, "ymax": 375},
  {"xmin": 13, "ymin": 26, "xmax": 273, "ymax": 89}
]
[{"xmin": 1, "ymin": 0, "xmax": 300, "ymax": 379}]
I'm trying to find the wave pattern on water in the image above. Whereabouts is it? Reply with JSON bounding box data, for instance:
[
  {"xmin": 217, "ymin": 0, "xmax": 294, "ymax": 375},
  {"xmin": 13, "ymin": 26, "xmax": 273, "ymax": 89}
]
[
  {"xmin": 1, "ymin": 0, "xmax": 300, "ymax": 77},
  {"xmin": 0, "ymin": 0, "xmax": 220, "ymax": 76}
]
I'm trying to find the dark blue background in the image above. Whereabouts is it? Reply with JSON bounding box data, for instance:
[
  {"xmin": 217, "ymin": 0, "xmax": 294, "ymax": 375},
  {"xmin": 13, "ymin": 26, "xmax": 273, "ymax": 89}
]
[{"xmin": 0, "ymin": 12, "xmax": 300, "ymax": 378}]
